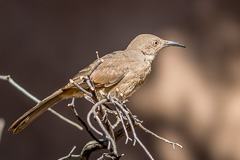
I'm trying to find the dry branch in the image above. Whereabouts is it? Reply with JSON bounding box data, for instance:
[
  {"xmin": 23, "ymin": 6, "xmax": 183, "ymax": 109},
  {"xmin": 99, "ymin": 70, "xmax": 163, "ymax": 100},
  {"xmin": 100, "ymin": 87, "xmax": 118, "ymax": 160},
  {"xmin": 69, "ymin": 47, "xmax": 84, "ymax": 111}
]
[{"xmin": 0, "ymin": 75, "xmax": 83, "ymax": 131}]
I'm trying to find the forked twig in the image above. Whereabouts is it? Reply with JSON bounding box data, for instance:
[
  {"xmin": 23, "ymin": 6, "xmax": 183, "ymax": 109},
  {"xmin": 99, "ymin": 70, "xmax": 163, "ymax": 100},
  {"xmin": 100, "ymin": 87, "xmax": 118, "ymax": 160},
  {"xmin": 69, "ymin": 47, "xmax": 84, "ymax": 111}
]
[
  {"xmin": 116, "ymin": 108, "xmax": 132, "ymax": 144},
  {"xmin": 58, "ymin": 146, "xmax": 80, "ymax": 160}
]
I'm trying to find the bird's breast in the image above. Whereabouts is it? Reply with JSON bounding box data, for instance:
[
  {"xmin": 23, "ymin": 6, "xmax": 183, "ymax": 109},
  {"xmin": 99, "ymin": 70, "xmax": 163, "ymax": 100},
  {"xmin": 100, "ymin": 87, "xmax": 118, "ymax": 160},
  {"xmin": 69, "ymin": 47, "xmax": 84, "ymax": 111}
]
[{"xmin": 108, "ymin": 63, "xmax": 152, "ymax": 99}]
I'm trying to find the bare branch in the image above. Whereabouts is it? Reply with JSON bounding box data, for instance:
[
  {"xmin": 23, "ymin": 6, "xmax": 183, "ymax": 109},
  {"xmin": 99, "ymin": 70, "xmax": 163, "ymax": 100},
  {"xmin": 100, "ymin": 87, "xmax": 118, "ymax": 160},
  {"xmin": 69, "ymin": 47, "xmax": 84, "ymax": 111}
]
[
  {"xmin": 0, "ymin": 75, "xmax": 83, "ymax": 131},
  {"xmin": 87, "ymin": 58, "xmax": 103, "ymax": 76},
  {"xmin": 96, "ymin": 51, "xmax": 100, "ymax": 60},
  {"xmin": 0, "ymin": 75, "xmax": 40, "ymax": 103},
  {"xmin": 80, "ymin": 140, "xmax": 108, "ymax": 160},
  {"xmin": 109, "ymin": 97, "xmax": 137, "ymax": 146},
  {"xmin": 95, "ymin": 115, "xmax": 118, "ymax": 155},
  {"xmin": 138, "ymin": 123, "xmax": 182, "ymax": 149},
  {"xmin": 48, "ymin": 107, "xmax": 83, "ymax": 131},
  {"xmin": 87, "ymin": 99, "xmax": 107, "ymax": 136},
  {"xmin": 69, "ymin": 79, "xmax": 92, "ymax": 97},
  {"xmin": 68, "ymin": 98, "xmax": 102, "ymax": 144},
  {"xmin": 0, "ymin": 118, "xmax": 5, "ymax": 143},
  {"xmin": 116, "ymin": 108, "xmax": 132, "ymax": 144},
  {"xmin": 97, "ymin": 153, "xmax": 124, "ymax": 160},
  {"xmin": 58, "ymin": 146, "xmax": 80, "ymax": 160},
  {"xmin": 135, "ymin": 136, "xmax": 154, "ymax": 160}
]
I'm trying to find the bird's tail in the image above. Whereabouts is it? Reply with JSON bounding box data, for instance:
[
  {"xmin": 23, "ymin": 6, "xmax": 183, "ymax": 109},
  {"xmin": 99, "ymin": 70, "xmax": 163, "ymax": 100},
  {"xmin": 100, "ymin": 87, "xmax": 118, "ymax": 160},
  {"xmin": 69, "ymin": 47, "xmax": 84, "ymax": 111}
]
[{"xmin": 9, "ymin": 89, "xmax": 64, "ymax": 134}]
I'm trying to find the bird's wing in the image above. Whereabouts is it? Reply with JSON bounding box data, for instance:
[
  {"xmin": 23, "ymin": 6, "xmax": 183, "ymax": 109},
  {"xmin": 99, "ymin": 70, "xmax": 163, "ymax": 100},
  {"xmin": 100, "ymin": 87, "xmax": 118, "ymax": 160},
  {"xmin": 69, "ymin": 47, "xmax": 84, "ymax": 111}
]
[
  {"xmin": 90, "ymin": 52, "xmax": 126, "ymax": 88},
  {"xmin": 66, "ymin": 52, "xmax": 127, "ymax": 89}
]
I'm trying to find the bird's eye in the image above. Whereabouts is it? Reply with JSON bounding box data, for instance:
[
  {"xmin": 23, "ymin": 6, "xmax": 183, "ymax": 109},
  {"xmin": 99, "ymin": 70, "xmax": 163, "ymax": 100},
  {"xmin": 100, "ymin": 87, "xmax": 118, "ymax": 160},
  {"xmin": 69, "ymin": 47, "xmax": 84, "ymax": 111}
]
[{"xmin": 152, "ymin": 40, "xmax": 159, "ymax": 47}]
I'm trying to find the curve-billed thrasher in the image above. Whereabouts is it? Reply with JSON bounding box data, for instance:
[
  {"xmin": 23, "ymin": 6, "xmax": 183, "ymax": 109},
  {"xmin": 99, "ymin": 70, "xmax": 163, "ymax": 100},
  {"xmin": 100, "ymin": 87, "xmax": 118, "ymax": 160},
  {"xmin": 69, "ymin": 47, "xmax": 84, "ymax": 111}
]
[{"xmin": 9, "ymin": 34, "xmax": 185, "ymax": 134}]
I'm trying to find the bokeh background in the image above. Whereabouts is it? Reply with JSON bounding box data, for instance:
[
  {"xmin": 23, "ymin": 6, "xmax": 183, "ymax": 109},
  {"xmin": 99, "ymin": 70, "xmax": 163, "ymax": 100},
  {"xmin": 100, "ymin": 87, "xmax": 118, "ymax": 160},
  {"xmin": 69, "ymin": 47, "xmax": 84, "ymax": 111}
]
[{"xmin": 1, "ymin": 0, "xmax": 240, "ymax": 159}]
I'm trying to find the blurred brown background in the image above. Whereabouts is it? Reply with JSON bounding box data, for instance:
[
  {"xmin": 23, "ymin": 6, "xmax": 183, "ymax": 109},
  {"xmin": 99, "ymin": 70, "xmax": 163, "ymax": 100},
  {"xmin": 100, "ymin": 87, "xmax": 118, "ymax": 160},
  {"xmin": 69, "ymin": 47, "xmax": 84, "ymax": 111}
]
[{"xmin": 1, "ymin": 0, "xmax": 240, "ymax": 159}]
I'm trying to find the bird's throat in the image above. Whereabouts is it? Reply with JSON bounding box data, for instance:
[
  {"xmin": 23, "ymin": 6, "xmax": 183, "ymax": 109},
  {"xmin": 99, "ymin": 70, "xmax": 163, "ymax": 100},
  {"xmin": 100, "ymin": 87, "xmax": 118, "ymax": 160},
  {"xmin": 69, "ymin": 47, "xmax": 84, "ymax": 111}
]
[{"xmin": 144, "ymin": 54, "xmax": 155, "ymax": 63}]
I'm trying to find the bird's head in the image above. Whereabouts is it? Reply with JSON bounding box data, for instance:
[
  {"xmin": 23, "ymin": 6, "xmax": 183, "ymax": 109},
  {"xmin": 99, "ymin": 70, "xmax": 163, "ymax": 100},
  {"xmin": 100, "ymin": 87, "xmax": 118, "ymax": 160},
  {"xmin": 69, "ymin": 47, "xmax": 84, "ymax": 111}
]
[{"xmin": 127, "ymin": 34, "xmax": 186, "ymax": 61}]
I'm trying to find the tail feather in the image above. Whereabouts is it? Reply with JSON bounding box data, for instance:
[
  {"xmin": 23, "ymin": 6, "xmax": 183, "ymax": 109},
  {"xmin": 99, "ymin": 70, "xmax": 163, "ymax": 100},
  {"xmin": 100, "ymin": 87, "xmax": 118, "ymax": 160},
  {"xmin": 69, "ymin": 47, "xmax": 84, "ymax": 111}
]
[{"xmin": 9, "ymin": 89, "xmax": 64, "ymax": 134}]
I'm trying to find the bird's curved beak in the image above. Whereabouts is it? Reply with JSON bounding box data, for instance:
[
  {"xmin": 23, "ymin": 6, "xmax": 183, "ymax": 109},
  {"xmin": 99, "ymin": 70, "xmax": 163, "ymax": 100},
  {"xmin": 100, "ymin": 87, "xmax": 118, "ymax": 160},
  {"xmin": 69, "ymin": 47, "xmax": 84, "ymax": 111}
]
[{"xmin": 163, "ymin": 40, "xmax": 186, "ymax": 48}]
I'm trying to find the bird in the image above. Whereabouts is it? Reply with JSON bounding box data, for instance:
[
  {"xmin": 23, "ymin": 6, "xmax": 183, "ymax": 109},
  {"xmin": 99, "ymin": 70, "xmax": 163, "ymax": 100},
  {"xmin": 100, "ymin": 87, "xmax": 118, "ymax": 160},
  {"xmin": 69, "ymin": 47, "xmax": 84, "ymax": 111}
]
[{"xmin": 9, "ymin": 34, "xmax": 185, "ymax": 134}]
